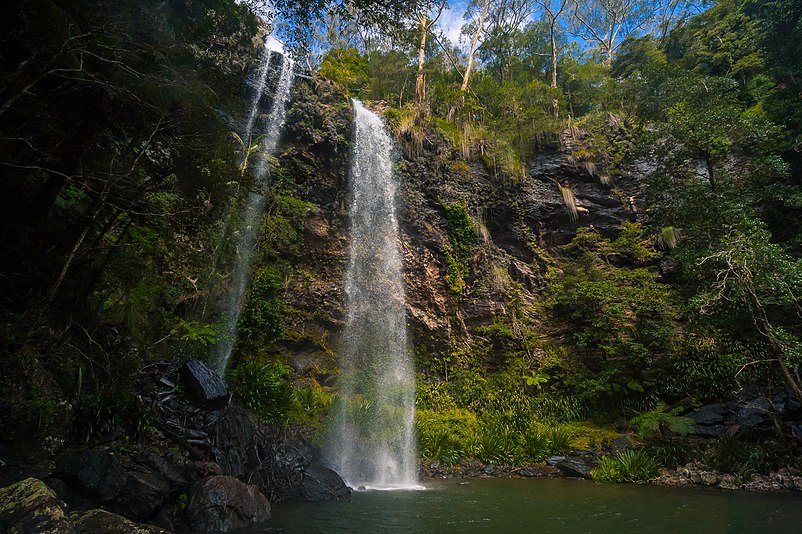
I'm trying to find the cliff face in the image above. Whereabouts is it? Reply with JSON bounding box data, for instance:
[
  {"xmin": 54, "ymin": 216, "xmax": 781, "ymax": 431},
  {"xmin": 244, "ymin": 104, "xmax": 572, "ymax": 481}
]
[{"xmin": 269, "ymin": 81, "xmax": 644, "ymax": 376}]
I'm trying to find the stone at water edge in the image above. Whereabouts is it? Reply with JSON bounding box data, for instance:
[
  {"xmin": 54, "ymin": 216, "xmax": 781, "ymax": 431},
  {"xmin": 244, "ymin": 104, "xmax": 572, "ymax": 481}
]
[
  {"xmin": 547, "ymin": 452, "xmax": 599, "ymax": 478},
  {"xmin": 188, "ymin": 475, "xmax": 271, "ymax": 533},
  {"xmin": 0, "ymin": 477, "xmax": 73, "ymax": 533},
  {"xmin": 179, "ymin": 359, "xmax": 229, "ymax": 410},
  {"xmin": 301, "ymin": 464, "xmax": 351, "ymax": 502}
]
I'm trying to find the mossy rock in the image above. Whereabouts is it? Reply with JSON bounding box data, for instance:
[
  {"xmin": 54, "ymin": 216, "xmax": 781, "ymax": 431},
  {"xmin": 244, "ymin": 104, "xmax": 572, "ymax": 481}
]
[
  {"xmin": 0, "ymin": 477, "xmax": 73, "ymax": 533},
  {"xmin": 70, "ymin": 509, "xmax": 169, "ymax": 533}
]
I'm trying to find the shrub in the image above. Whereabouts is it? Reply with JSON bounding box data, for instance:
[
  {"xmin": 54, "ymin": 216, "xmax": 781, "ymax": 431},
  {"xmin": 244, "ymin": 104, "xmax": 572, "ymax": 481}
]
[
  {"xmin": 471, "ymin": 424, "xmax": 526, "ymax": 466},
  {"xmin": 419, "ymin": 430, "xmax": 465, "ymax": 466},
  {"xmin": 72, "ymin": 390, "xmax": 152, "ymax": 444},
  {"xmin": 591, "ymin": 456, "xmax": 624, "ymax": 483},
  {"xmin": 592, "ymin": 449, "xmax": 661, "ymax": 483},
  {"xmin": 706, "ymin": 436, "xmax": 780, "ymax": 475},
  {"xmin": 646, "ymin": 438, "xmax": 687, "ymax": 469},
  {"xmin": 629, "ymin": 403, "xmax": 695, "ymax": 439},
  {"xmin": 228, "ymin": 359, "xmax": 294, "ymax": 425},
  {"xmin": 545, "ymin": 426, "xmax": 572, "ymax": 454},
  {"xmin": 416, "ymin": 409, "xmax": 477, "ymax": 465},
  {"xmin": 616, "ymin": 449, "xmax": 661, "ymax": 482},
  {"xmin": 522, "ymin": 426, "xmax": 551, "ymax": 461}
]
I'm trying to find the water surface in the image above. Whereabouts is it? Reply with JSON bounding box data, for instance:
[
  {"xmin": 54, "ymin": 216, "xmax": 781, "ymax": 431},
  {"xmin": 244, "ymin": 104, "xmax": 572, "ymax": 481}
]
[{"xmin": 266, "ymin": 478, "xmax": 802, "ymax": 533}]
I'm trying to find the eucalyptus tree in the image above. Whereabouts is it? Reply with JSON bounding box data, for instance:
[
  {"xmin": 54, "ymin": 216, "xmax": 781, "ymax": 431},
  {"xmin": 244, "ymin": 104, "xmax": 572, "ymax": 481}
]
[
  {"xmin": 569, "ymin": 0, "xmax": 656, "ymax": 65},
  {"xmin": 534, "ymin": 0, "xmax": 570, "ymax": 89},
  {"xmin": 415, "ymin": 0, "xmax": 449, "ymax": 105},
  {"xmin": 460, "ymin": 0, "xmax": 492, "ymax": 94}
]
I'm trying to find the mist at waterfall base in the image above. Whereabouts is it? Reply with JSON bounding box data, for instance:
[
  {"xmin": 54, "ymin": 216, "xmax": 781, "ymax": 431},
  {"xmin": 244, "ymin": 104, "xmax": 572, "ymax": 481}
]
[
  {"xmin": 325, "ymin": 100, "xmax": 420, "ymax": 491},
  {"xmin": 211, "ymin": 37, "xmax": 294, "ymax": 376},
  {"xmin": 261, "ymin": 478, "xmax": 802, "ymax": 533}
]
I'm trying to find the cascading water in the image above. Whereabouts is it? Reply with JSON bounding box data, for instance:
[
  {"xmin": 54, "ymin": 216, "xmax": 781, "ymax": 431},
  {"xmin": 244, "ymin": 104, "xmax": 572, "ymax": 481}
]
[
  {"xmin": 327, "ymin": 99, "xmax": 419, "ymax": 490},
  {"xmin": 212, "ymin": 37, "xmax": 294, "ymax": 376}
]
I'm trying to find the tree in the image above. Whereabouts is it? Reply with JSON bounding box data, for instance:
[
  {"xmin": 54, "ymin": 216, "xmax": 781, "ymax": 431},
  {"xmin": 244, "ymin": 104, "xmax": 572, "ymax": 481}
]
[
  {"xmin": 535, "ymin": 0, "xmax": 570, "ymax": 90},
  {"xmin": 460, "ymin": 0, "xmax": 492, "ymax": 94},
  {"xmin": 570, "ymin": 0, "xmax": 656, "ymax": 65},
  {"xmin": 694, "ymin": 224, "xmax": 802, "ymax": 404},
  {"xmin": 415, "ymin": 0, "xmax": 448, "ymax": 106}
]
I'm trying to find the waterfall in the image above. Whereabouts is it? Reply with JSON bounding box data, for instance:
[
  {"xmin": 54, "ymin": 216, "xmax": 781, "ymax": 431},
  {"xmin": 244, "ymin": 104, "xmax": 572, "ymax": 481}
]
[
  {"xmin": 212, "ymin": 38, "xmax": 294, "ymax": 376},
  {"xmin": 327, "ymin": 99, "xmax": 420, "ymax": 490}
]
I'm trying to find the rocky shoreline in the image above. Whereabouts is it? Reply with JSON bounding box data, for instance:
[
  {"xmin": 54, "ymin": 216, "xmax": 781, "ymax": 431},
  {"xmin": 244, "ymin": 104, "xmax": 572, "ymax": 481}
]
[
  {"xmin": 421, "ymin": 455, "xmax": 802, "ymax": 495},
  {"xmin": 3, "ymin": 359, "xmax": 801, "ymax": 532},
  {"xmin": 0, "ymin": 359, "xmax": 350, "ymax": 533}
]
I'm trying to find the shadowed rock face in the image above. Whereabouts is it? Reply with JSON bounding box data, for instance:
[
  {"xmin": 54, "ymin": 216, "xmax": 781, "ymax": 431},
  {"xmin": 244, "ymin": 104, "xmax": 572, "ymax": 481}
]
[
  {"xmin": 188, "ymin": 475, "xmax": 271, "ymax": 533},
  {"xmin": 0, "ymin": 478, "xmax": 169, "ymax": 534}
]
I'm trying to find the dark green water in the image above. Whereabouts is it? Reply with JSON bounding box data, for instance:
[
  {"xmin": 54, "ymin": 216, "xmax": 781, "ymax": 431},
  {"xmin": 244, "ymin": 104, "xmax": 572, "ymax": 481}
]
[{"xmin": 265, "ymin": 478, "xmax": 802, "ymax": 533}]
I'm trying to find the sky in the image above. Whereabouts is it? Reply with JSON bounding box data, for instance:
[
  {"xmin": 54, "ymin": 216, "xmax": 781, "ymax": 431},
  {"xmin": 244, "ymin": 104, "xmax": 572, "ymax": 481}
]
[{"xmin": 440, "ymin": 3, "xmax": 468, "ymax": 47}]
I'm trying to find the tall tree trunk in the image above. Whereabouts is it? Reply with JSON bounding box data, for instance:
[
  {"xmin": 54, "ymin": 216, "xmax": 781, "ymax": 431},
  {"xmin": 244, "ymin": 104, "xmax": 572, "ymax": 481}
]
[
  {"xmin": 461, "ymin": 0, "xmax": 491, "ymax": 93},
  {"xmin": 416, "ymin": 15, "xmax": 429, "ymax": 106}
]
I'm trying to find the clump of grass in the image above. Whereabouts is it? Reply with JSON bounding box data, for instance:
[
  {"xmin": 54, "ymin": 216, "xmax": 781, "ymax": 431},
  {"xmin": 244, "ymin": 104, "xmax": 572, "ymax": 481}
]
[{"xmin": 591, "ymin": 449, "xmax": 661, "ymax": 483}]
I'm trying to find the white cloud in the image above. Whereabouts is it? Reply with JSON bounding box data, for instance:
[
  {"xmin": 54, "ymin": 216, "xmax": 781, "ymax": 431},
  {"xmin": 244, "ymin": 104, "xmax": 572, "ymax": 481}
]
[{"xmin": 438, "ymin": 4, "xmax": 467, "ymax": 49}]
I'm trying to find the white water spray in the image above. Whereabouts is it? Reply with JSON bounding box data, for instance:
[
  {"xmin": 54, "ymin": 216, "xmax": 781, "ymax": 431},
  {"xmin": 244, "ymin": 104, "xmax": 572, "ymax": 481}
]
[
  {"xmin": 327, "ymin": 100, "xmax": 420, "ymax": 490},
  {"xmin": 213, "ymin": 38, "xmax": 294, "ymax": 376}
]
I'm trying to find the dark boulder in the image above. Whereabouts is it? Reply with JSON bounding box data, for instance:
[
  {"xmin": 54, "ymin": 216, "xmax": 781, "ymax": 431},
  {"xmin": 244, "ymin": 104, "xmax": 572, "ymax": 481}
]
[
  {"xmin": 609, "ymin": 436, "xmax": 632, "ymax": 455},
  {"xmin": 55, "ymin": 449, "xmax": 126, "ymax": 502},
  {"xmin": 548, "ymin": 451, "xmax": 598, "ymax": 478},
  {"xmin": 689, "ymin": 403, "xmax": 726, "ymax": 426},
  {"xmin": 179, "ymin": 359, "xmax": 229, "ymax": 410},
  {"xmin": 301, "ymin": 464, "xmax": 351, "ymax": 502},
  {"xmin": 188, "ymin": 475, "xmax": 271, "ymax": 533},
  {"xmin": 114, "ymin": 471, "xmax": 171, "ymax": 521}
]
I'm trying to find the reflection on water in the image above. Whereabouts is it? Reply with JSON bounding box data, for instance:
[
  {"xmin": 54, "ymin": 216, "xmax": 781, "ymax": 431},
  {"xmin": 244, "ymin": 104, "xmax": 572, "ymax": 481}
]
[{"xmin": 263, "ymin": 478, "xmax": 802, "ymax": 533}]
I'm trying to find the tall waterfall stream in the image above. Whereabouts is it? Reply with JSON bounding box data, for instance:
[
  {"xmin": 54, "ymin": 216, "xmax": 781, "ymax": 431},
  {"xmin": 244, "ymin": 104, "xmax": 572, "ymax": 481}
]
[
  {"xmin": 327, "ymin": 100, "xmax": 420, "ymax": 490},
  {"xmin": 213, "ymin": 37, "xmax": 294, "ymax": 376}
]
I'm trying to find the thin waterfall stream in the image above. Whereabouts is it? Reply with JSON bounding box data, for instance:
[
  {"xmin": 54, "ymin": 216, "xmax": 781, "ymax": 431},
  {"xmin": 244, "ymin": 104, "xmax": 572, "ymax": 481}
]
[
  {"xmin": 212, "ymin": 37, "xmax": 294, "ymax": 376},
  {"xmin": 327, "ymin": 99, "xmax": 420, "ymax": 490}
]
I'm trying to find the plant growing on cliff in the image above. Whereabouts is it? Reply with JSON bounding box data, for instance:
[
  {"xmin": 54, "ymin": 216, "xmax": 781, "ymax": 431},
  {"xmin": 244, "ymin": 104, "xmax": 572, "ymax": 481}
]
[
  {"xmin": 442, "ymin": 200, "xmax": 476, "ymax": 296},
  {"xmin": 228, "ymin": 359, "xmax": 294, "ymax": 425}
]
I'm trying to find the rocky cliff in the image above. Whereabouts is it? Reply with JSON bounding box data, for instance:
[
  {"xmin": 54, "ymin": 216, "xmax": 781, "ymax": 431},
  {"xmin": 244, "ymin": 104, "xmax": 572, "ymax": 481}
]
[{"xmin": 268, "ymin": 80, "xmax": 646, "ymax": 377}]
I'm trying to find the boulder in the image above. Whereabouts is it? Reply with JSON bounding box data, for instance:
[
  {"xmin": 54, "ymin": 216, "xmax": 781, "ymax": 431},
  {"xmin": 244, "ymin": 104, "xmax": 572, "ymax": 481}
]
[
  {"xmin": 689, "ymin": 403, "xmax": 727, "ymax": 426},
  {"xmin": 548, "ymin": 452, "xmax": 598, "ymax": 478},
  {"xmin": 609, "ymin": 436, "xmax": 632, "ymax": 455},
  {"xmin": 0, "ymin": 477, "xmax": 73, "ymax": 533},
  {"xmin": 188, "ymin": 475, "xmax": 271, "ymax": 533},
  {"xmin": 179, "ymin": 359, "xmax": 229, "ymax": 410},
  {"xmin": 70, "ymin": 509, "xmax": 169, "ymax": 533},
  {"xmin": 300, "ymin": 464, "xmax": 351, "ymax": 502},
  {"xmin": 734, "ymin": 398, "xmax": 769, "ymax": 429},
  {"xmin": 115, "ymin": 471, "xmax": 171, "ymax": 521},
  {"xmin": 55, "ymin": 449, "xmax": 126, "ymax": 502}
]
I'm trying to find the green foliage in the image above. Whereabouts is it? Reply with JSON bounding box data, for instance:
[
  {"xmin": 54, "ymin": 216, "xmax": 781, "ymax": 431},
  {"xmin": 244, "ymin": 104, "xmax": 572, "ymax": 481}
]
[
  {"xmin": 416, "ymin": 409, "xmax": 478, "ymax": 465},
  {"xmin": 238, "ymin": 267, "xmax": 285, "ymax": 347},
  {"xmin": 706, "ymin": 435, "xmax": 780, "ymax": 476},
  {"xmin": 72, "ymin": 390, "xmax": 152, "ymax": 444},
  {"xmin": 442, "ymin": 200, "xmax": 476, "ymax": 296},
  {"xmin": 645, "ymin": 438, "xmax": 687, "ymax": 469},
  {"xmin": 172, "ymin": 319, "xmax": 217, "ymax": 349},
  {"xmin": 319, "ymin": 48, "xmax": 368, "ymax": 93},
  {"xmin": 228, "ymin": 360, "xmax": 294, "ymax": 426},
  {"xmin": 545, "ymin": 223, "xmax": 678, "ymax": 415},
  {"xmin": 592, "ymin": 449, "xmax": 661, "ymax": 483},
  {"xmin": 629, "ymin": 404, "xmax": 695, "ymax": 439},
  {"xmin": 471, "ymin": 423, "xmax": 527, "ymax": 466}
]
